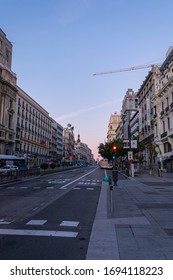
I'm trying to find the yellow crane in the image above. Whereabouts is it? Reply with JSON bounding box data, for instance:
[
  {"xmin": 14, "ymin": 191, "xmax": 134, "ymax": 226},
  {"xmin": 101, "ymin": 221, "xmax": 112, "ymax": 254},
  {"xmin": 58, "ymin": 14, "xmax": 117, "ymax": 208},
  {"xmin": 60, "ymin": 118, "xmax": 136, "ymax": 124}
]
[{"xmin": 93, "ymin": 63, "xmax": 161, "ymax": 76}]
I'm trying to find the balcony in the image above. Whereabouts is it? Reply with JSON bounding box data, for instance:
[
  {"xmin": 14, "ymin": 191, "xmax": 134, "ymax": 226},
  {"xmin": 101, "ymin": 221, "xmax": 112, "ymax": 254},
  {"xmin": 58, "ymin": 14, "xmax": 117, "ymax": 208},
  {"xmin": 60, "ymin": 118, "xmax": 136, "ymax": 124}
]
[
  {"xmin": 160, "ymin": 110, "xmax": 164, "ymax": 117},
  {"xmin": 161, "ymin": 131, "xmax": 167, "ymax": 139},
  {"xmin": 168, "ymin": 128, "xmax": 173, "ymax": 138},
  {"xmin": 171, "ymin": 102, "xmax": 173, "ymax": 110},
  {"xmin": 165, "ymin": 106, "xmax": 170, "ymax": 114},
  {"xmin": 0, "ymin": 132, "xmax": 5, "ymax": 140}
]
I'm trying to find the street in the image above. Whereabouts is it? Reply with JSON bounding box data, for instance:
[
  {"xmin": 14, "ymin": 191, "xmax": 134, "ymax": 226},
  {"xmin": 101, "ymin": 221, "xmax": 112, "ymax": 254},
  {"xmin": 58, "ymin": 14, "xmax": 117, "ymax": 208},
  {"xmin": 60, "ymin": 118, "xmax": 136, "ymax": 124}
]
[{"xmin": 0, "ymin": 166, "xmax": 103, "ymax": 260}]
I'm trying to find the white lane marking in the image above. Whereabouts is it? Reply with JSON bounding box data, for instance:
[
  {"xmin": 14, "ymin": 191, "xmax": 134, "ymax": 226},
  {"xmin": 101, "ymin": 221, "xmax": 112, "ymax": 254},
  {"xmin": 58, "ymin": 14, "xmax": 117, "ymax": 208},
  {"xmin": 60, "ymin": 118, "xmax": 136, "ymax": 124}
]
[
  {"xmin": 7, "ymin": 186, "xmax": 15, "ymax": 189},
  {"xmin": 60, "ymin": 167, "xmax": 98, "ymax": 189},
  {"xmin": 0, "ymin": 219, "xmax": 12, "ymax": 225},
  {"xmin": 60, "ymin": 221, "xmax": 79, "ymax": 227},
  {"xmin": 87, "ymin": 188, "xmax": 94, "ymax": 190},
  {"xmin": 73, "ymin": 187, "xmax": 81, "ymax": 190},
  {"xmin": 48, "ymin": 179, "xmax": 70, "ymax": 184},
  {"xmin": 60, "ymin": 186, "xmax": 67, "ymax": 189},
  {"xmin": 0, "ymin": 229, "xmax": 78, "ymax": 238},
  {"xmin": 26, "ymin": 220, "xmax": 47, "ymax": 225},
  {"xmin": 19, "ymin": 186, "xmax": 28, "ymax": 189},
  {"xmin": 46, "ymin": 187, "xmax": 54, "ymax": 190}
]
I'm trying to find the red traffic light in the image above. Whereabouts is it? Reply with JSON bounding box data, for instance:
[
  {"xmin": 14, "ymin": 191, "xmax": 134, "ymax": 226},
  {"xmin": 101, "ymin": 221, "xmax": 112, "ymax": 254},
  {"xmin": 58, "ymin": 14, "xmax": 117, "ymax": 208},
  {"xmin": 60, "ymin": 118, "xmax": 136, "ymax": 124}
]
[{"xmin": 112, "ymin": 145, "xmax": 117, "ymax": 151}]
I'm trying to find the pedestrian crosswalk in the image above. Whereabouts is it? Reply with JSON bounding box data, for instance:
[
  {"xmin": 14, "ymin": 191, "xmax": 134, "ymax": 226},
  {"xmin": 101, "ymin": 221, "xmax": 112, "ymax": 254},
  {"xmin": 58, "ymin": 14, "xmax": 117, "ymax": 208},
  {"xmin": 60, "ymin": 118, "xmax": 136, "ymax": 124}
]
[
  {"xmin": 1, "ymin": 179, "xmax": 100, "ymax": 191},
  {"xmin": 0, "ymin": 219, "xmax": 80, "ymax": 238}
]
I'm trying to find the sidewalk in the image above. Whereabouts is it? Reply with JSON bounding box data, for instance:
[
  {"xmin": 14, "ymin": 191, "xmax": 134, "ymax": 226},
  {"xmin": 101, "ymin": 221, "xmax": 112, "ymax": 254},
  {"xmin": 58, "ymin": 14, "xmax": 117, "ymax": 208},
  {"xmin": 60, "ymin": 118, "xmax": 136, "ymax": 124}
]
[{"xmin": 86, "ymin": 171, "xmax": 173, "ymax": 260}]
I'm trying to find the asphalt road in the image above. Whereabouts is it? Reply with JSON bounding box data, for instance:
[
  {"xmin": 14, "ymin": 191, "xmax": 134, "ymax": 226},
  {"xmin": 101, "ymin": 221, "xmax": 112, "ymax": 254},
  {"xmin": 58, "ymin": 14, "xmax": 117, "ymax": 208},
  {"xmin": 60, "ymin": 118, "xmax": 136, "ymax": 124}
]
[{"xmin": 0, "ymin": 166, "xmax": 104, "ymax": 260}]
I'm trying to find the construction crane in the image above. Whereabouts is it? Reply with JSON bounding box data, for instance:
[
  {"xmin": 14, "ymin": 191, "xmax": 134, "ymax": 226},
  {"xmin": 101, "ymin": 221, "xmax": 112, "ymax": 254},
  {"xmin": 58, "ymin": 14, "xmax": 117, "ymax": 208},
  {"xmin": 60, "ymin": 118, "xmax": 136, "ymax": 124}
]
[{"xmin": 93, "ymin": 63, "xmax": 161, "ymax": 76}]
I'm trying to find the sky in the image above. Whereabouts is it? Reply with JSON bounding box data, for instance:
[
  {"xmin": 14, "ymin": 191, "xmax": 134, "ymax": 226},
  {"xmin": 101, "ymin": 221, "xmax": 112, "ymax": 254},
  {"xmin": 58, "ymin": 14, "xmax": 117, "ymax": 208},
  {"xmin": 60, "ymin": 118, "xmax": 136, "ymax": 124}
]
[{"xmin": 1, "ymin": 0, "xmax": 173, "ymax": 159}]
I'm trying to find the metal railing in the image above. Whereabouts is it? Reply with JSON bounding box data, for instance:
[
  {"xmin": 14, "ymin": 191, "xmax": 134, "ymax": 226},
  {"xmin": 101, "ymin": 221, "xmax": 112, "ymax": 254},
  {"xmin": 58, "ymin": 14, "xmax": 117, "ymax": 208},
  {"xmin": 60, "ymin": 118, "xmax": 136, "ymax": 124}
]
[{"xmin": 0, "ymin": 167, "xmax": 40, "ymax": 184}]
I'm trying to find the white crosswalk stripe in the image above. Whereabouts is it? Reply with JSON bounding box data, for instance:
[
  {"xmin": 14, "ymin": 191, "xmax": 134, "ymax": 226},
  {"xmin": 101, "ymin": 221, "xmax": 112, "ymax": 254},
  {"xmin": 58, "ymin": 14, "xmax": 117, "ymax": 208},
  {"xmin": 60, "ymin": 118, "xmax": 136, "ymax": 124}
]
[{"xmin": 0, "ymin": 219, "xmax": 12, "ymax": 225}]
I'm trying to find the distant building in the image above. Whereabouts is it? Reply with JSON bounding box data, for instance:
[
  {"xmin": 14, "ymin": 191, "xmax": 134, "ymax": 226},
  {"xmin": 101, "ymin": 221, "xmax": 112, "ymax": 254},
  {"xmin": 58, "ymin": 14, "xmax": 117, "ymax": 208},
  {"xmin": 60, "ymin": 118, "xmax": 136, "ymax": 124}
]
[
  {"xmin": 107, "ymin": 113, "xmax": 121, "ymax": 142},
  {"xmin": 57, "ymin": 123, "xmax": 63, "ymax": 161},
  {"xmin": 63, "ymin": 123, "xmax": 75, "ymax": 161},
  {"xmin": 75, "ymin": 134, "xmax": 94, "ymax": 165},
  {"xmin": 121, "ymin": 89, "xmax": 138, "ymax": 140}
]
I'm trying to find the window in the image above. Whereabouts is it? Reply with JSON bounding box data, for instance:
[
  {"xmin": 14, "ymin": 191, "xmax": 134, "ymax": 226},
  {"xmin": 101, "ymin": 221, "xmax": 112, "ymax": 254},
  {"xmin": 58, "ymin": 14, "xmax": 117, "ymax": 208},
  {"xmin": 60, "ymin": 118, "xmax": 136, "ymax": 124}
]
[
  {"xmin": 164, "ymin": 142, "xmax": 172, "ymax": 153},
  {"xmin": 163, "ymin": 120, "xmax": 165, "ymax": 133},
  {"xmin": 154, "ymin": 105, "xmax": 157, "ymax": 115},
  {"xmin": 8, "ymin": 114, "xmax": 12, "ymax": 129},
  {"xmin": 167, "ymin": 117, "xmax": 170, "ymax": 130},
  {"xmin": 6, "ymin": 49, "xmax": 9, "ymax": 62},
  {"xmin": 166, "ymin": 97, "xmax": 169, "ymax": 107},
  {"xmin": 9, "ymin": 99, "xmax": 13, "ymax": 109}
]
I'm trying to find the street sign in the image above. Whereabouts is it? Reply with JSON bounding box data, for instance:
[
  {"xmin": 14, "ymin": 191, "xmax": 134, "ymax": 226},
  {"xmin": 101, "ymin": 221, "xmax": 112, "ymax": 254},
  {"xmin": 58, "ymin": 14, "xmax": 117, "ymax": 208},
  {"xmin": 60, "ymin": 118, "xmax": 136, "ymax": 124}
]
[
  {"xmin": 123, "ymin": 140, "xmax": 130, "ymax": 149},
  {"xmin": 131, "ymin": 140, "xmax": 137, "ymax": 149},
  {"xmin": 128, "ymin": 151, "xmax": 133, "ymax": 160}
]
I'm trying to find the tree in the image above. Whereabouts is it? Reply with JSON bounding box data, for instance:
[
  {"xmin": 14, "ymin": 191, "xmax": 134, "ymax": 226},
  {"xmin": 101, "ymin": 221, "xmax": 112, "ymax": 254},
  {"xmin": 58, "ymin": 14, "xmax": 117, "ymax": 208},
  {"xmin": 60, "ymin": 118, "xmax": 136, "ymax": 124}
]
[
  {"xmin": 98, "ymin": 138, "xmax": 145, "ymax": 161},
  {"xmin": 98, "ymin": 139, "xmax": 126, "ymax": 160}
]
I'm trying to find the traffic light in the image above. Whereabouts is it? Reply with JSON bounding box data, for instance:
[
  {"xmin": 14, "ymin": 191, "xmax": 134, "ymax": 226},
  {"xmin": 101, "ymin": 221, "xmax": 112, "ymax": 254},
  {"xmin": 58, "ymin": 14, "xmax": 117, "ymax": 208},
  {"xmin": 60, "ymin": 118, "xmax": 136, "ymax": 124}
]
[
  {"xmin": 112, "ymin": 145, "xmax": 117, "ymax": 159},
  {"xmin": 112, "ymin": 145, "xmax": 117, "ymax": 151}
]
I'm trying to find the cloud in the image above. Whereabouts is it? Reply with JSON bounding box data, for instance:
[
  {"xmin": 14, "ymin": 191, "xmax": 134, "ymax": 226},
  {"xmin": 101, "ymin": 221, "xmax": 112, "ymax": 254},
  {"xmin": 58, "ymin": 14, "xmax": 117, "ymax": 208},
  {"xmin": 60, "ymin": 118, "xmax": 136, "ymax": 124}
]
[{"xmin": 55, "ymin": 98, "xmax": 122, "ymax": 121}]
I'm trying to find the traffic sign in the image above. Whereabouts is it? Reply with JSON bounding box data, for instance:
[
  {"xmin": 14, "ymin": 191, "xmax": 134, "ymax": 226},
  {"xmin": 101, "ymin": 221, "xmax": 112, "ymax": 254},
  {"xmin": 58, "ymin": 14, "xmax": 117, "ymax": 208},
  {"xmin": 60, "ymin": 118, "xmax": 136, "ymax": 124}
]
[{"xmin": 128, "ymin": 151, "xmax": 133, "ymax": 160}]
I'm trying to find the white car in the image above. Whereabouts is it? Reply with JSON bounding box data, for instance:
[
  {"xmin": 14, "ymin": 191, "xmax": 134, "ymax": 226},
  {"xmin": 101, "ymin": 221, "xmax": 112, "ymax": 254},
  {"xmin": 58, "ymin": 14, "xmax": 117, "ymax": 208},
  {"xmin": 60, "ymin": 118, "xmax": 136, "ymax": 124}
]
[{"xmin": 0, "ymin": 165, "xmax": 19, "ymax": 174}]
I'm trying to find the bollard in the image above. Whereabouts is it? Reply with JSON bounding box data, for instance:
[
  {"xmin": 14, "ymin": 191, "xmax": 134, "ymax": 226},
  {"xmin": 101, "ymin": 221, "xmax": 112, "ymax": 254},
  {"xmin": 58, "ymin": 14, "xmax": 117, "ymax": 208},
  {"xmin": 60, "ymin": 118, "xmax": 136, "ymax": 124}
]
[
  {"xmin": 109, "ymin": 176, "xmax": 113, "ymax": 190},
  {"xmin": 112, "ymin": 168, "xmax": 118, "ymax": 186}
]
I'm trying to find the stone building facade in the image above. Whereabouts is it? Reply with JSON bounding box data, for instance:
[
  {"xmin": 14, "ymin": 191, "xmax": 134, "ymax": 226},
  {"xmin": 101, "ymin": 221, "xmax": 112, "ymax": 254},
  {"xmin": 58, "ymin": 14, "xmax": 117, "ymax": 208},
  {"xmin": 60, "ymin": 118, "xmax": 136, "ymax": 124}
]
[{"xmin": 0, "ymin": 28, "xmax": 18, "ymax": 155}]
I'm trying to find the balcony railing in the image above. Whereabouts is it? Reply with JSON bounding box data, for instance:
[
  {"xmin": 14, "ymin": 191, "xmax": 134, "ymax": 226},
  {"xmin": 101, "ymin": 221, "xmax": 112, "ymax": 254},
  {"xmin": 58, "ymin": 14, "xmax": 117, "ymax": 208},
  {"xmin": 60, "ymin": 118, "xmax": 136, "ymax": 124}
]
[
  {"xmin": 165, "ymin": 106, "xmax": 169, "ymax": 113},
  {"xmin": 160, "ymin": 110, "xmax": 164, "ymax": 116},
  {"xmin": 161, "ymin": 131, "xmax": 167, "ymax": 138}
]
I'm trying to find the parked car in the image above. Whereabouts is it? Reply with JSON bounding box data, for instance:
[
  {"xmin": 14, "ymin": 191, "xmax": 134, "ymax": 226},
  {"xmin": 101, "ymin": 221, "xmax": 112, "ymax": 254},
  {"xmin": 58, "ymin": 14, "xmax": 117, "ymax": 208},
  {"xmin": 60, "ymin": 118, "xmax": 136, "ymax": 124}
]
[
  {"xmin": 17, "ymin": 165, "xmax": 28, "ymax": 171},
  {"xmin": 0, "ymin": 165, "xmax": 19, "ymax": 174}
]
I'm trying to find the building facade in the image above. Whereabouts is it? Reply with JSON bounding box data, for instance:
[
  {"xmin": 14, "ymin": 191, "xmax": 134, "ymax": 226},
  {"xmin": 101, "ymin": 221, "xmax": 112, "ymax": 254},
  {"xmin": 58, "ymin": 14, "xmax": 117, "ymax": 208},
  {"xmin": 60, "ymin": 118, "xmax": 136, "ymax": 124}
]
[
  {"xmin": 75, "ymin": 134, "xmax": 94, "ymax": 165},
  {"xmin": 57, "ymin": 123, "xmax": 63, "ymax": 161},
  {"xmin": 121, "ymin": 89, "xmax": 138, "ymax": 141},
  {"xmin": 107, "ymin": 113, "xmax": 121, "ymax": 142},
  {"xmin": 0, "ymin": 29, "xmax": 18, "ymax": 155},
  {"xmin": 15, "ymin": 86, "xmax": 53, "ymax": 166},
  {"xmin": 152, "ymin": 47, "xmax": 173, "ymax": 171},
  {"xmin": 62, "ymin": 123, "xmax": 75, "ymax": 162},
  {"xmin": 137, "ymin": 65, "xmax": 160, "ymax": 168}
]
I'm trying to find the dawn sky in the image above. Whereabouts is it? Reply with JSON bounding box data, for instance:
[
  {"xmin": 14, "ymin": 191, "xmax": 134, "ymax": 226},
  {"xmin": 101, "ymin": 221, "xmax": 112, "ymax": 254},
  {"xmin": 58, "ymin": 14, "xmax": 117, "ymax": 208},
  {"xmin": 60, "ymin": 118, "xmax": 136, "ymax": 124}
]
[{"xmin": 1, "ymin": 0, "xmax": 173, "ymax": 159}]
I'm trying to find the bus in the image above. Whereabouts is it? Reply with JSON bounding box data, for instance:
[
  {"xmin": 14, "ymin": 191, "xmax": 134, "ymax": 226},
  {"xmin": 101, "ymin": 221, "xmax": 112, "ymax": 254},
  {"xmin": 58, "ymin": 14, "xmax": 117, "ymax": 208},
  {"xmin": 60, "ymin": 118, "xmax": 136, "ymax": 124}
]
[
  {"xmin": 0, "ymin": 155, "xmax": 26, "ymax": 169},
  {"xmin": 99, "ymin": 159, "xmax": 113, "ymax": 169}
]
